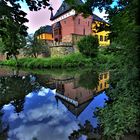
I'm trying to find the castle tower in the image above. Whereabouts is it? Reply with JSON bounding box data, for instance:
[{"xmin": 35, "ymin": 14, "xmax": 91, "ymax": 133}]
[{"xmin": 50, "ymin": 0, "xmax": 93, "ymax": 43}]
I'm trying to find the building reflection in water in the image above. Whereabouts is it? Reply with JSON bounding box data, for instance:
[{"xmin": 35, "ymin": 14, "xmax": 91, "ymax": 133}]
[
  {"xmin": 0, "ymin": 69, "xmax": 110, "ymax": 140},
  {"xmin": 45, "ymin": 71, "xmax": 110, "ymax": 118}
]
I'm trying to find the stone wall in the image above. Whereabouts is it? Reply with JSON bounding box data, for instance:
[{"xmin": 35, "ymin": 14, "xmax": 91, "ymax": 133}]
[
  {"xmin": 61, "ymin": 34, "xmax": 85, "ymax": 44},
  {"xmin": 0, "ymin": 54, "xmax": 5, "ymax": 61},
  {"xmin": 49, "ymin": 45, "xmax": 74, "ymax": 57},
  {"xmin": 62, "ymin": 35, "xmax": 73, "ymax": 42},
  {"xmin": 72, "ymin": 34, "xmax": 85, "ymax": 45}
]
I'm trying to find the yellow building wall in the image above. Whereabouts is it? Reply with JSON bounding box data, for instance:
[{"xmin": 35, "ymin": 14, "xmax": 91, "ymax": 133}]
[
  {"xmin": 97, "ymin": 71, "xmax": 109, "ymax": 92},
  {"xmin": 37, "ymin": 33, "xmax": 53, "ymax": 41},
  {"xmin": 92, "ymin": 21, "xmax": 110, "ymax": 47},
  {"xmin": 96, "ymin": 31, "xmax": 110, "ymax": 46}
]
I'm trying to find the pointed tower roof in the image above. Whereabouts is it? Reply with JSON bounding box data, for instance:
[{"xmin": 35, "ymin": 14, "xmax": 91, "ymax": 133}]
[{"xmin": 51, "ymin": 0, "xmax": 83, "ymax": 20}]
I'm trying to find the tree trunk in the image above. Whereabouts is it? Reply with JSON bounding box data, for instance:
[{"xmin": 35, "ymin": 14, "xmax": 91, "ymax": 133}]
[{"xmin": 13, "ymin": 54, "xmax": 18, "ymax": 66}]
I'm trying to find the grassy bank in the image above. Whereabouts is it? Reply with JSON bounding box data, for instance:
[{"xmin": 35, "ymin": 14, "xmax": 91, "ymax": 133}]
[{"xmin": 0, "ymin": 53, "xmax": 93, "ymax": 69}]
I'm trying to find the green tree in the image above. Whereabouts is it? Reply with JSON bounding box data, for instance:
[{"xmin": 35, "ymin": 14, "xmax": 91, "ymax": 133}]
[
  {"xmin": 0, "ymin": 0, "xmax": 28, "ymax": 61},
  {"xmin": 23, "ymin": 34, "xmax": 49, "ymax": 58},
  {"xmin": 0, "ymin": 18, "xmax": 26, "ymax": 60},
  {"xmin": 77, "ymin": 35, "xmax": 99, "ymax": 58},
  {"xmin": 0, "ymin": 0, "xmax": 50, "ymax": 60}
]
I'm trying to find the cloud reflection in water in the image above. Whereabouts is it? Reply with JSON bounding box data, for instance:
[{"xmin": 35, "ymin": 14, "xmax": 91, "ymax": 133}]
[{"xmin": 1, "ymin": 88, "xmax": 108, "ymax": 140}]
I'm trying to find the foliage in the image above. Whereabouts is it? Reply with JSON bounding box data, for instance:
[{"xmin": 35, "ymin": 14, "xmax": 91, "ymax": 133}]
[
  {"xmin": 95, "ymin": 0, "xmax": 140, "ymax": 139},
  {"xmin": 0, "ymin": 19, "xmax": 26, "ymax": 60},
  {"xmin": 65, "ymin": 0, "xmax": 113, "ymax": 17},
  {"xmin": 77, "ymin": 35, "xmax": 99, "ymax": 58},
  {"xmin": 0, "ymin": 0, "xmax": 28, "ymax": 60},
  {"xmin": 78, "ymin": 69, "xmax": 99, "ymax": 90},
  {"xmin": 0, "ymin": 0, "xmax": 51, "ymax": 60},
  {"xmin": 0, "ymin": 53, "xmax": 92, "ymax": 68},
  {"xmin": 0, "ymin": 72, "xmax": 42, "ymax": 110},
  {"xmin": 23, "ymin": 34, "xmax": 49, "ymax": 58}
]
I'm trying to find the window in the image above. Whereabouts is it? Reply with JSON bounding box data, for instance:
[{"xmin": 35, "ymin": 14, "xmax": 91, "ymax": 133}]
[
  {"xmin": 83, "ymin": 28, "xmax": 85, "ymax": 35},
  {"xmin": 78, "ymin": 19, "xmax": 80, "ymax": 24},
  {"xmin": 104, "ymin": 73, "xmax": 108, "ymax": 79},
  {"xmin": 100, "ymin": 83, "xmax": 102, "ymax": 89},
  {"xmin": 41, "ymin": 34, "xmax": 43, "ymax": 39},
  {"xmin": 99, "ymin": 74, "xmax": 103, "ymax": 80},
  {"xmin": 88, "ymin": 21, "xmax": 90, "ymax": 26},
  {"xmin": 62, "ymin": 6, "xmax": 65, "ymax": 11},
  {"xmin": 45, "ymin": 34, "xmax": 47, "ymax": 39},
  {"xmin": 104, "ymin": 82, "xmax": 107, "ymax": 88},
  {"xmin": 104, "ymin": 36, "xmax": 108, "ymax": 41},
  {"xmin": 54, "ymin": 30, "xmax": 59, "ymax": 35},
  {"xmin": 100, "ymin": 35, "xmax": 103, "ymax": 41}
]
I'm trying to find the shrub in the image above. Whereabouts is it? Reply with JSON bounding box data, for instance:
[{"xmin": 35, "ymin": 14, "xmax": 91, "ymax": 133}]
[{"xmin": 77, "ymin": 35, "xmax": 99, "ymax": 58}]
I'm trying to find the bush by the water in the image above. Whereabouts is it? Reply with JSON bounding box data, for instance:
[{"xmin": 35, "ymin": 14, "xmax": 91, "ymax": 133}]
[
  {"xmin": 0, "ymin": 53, "xmax": 92, "ymax": 68},
  {"xmin": 77, "ymin": 35, "xmax": 99, "ymax": 58}
]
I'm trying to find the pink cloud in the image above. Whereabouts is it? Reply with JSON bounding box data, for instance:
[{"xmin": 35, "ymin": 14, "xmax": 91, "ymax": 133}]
[{"xmin": 26, "ymin": 0, "xmax": 62, "ymax": 34}]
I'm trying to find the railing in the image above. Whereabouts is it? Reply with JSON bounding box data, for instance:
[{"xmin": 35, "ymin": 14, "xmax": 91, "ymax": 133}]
[
  {"xmin": 49, "ymin": 42, "xmax": 73, "ymax": 47},
  {"xmin": 51, "ymin": 89, "xmax": 78, "ymax": 106}
]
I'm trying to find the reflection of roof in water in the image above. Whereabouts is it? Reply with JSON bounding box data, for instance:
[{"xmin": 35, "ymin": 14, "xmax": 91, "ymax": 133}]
[
  {"xmin": 58, "ymin": 91, "xmax": 108, "ymax": 119},
  {"xmin": 58, "ymin": 97, "xmax": 93, "ymax": 117}
]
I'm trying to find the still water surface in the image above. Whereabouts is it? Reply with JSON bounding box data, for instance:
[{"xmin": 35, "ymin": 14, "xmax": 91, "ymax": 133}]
[{"xmin": 0, "ymin": 67, "xmax": 109, "ymax": 140}]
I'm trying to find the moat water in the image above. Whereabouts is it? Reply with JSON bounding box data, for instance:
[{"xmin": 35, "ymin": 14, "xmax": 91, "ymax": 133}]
[{"xmin": 0, "ymin": 66, "xmax": 109, "ymax": 140}]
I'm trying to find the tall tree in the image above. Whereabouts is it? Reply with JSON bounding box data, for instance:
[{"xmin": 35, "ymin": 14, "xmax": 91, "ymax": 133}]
[
  {"xmin": 24, "ymin": 34, "xmax": 48, "ymax": 58},
  {"xmin": 0, "ymin": 0, "xmax": 50, "ymax": 60}
]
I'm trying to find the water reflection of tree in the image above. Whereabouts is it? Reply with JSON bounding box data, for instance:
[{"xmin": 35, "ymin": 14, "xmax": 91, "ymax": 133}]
[
  {"xmin": 69, "ymin": 121, "xmax": 102, "ymax": 140},
  {"xmin": 0, "ymin": 75, "xmax": 37, "ymax": 109},
  {"xmin": 0, "ymin": 111, "xmax": 8, "ymax": 140},
  {"xmin": 78, "ymin": 69, "xmax": 99, "ymax": 90}
]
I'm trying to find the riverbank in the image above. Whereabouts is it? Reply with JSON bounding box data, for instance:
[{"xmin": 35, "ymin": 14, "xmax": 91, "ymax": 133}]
[
  {"xmin": 0, "ymin": 52, "xmax": 111, "ymax": 69},
  {"xmin": 0, "ymin": 53, "xmax": 93, "ymax": 69}
]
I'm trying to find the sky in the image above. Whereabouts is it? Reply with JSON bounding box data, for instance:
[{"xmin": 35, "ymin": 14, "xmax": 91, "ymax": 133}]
[{"xmin": 20, "ymin": 0, "xmax": 108, "ymax": 34}]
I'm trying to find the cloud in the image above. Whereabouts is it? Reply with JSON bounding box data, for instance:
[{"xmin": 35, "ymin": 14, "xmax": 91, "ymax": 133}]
[
  {"xmin": 8, "ymin": 120, "xmax": 78, "ymax": 140},
  {"xmin": 94, "ymin": 8, "xmax": 108, "ymax": 21},
  {"xmin": 7, "ymin": 94, "xmax": 79, "ymax": 140}
]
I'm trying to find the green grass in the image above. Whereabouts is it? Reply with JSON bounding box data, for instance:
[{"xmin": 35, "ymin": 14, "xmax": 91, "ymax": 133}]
[{"xmin": 0, "ymin": 53, "xmax": 92, "ymax": 69}]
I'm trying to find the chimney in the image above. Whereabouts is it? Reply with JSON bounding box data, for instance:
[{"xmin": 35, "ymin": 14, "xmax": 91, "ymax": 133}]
[{"xmin": 49, "ymin": 6, "xmax": 54, "ymax": 20}]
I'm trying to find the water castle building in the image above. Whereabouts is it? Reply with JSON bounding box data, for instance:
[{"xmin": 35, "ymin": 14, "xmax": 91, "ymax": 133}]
[{"xmin": 36, "ymin": 0, "xmax": 110, "ymax": 46}]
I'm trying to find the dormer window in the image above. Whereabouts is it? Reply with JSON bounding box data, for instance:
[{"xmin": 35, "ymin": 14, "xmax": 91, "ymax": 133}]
[{"xmin": 62, "ymin": 6, "xmax": 65, "ymax": 11}]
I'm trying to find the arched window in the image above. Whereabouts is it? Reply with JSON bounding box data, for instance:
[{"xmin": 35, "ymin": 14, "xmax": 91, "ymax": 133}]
[
  {"xmin": 100, "ymin": 35, "xmax": 103, "ymax": 41},
  {"xmin": 78, "ymin": 19, "xmax": 80, "ymax": 24},
  {"xmin": 104, "ymin": 36, "xmax": 108, "ymax": 41},
  {"xmin": 104, "ymin": 82, "xmax": 107, "ymax": 87},
  {"xmin": 100, "ymin": 83, "xmax": 103, "ymax": 89},
  {"xmin": 83, "ymin": 28, "xmax": 85, "ymax": 35}
]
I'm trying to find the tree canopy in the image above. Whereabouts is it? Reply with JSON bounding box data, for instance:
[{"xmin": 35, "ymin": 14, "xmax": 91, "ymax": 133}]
[
  {"xmin": 0, "ymin": 0, "xmax": 51, "ymax": 58},
  {"xmin": 77, "ymin": 35, "xmax": 99, "ymax": 58}
]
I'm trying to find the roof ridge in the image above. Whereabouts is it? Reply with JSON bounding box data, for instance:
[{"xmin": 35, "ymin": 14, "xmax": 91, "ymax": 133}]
[
  {"xmin": 92, "ymin": 13, "xmax": 109, "ymax": 24},
  {"xmin": 51, "ymin": 0, "xmax": 83, "ymax": 20}
]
